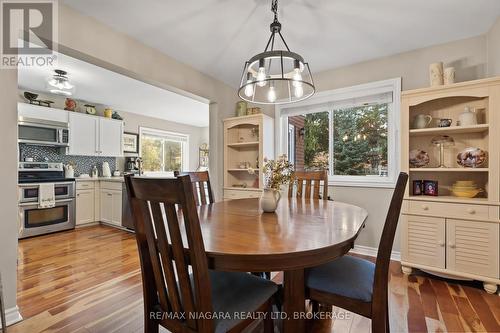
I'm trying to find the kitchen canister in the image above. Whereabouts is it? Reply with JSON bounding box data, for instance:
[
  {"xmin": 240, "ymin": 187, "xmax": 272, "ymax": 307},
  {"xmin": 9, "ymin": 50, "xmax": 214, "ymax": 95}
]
[
  {"xmin": 444, "ymin": 67, "xmax": 455, "ymax": 85},
  {"xmin": 235, "ymin": 101, "xmax": 247, "ymax": 117},
  {"xmin": 429, "ymin": 62, "xmax": 444, "ymax": 86}
]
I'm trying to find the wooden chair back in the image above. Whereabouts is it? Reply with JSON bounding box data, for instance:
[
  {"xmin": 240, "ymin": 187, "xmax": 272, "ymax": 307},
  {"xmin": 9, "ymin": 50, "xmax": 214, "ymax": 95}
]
[
  {"xmin": 288, "ymin": 170, "xmax": 328, "ymax": 199},
  {"xmin": 125, "ymin": 175, "xmax": 213, "ymax": 332},
  {"xmin": 372, "ymin": 172, "xmax": 408, "ymax": 324},
  {"xmin": 174, "ymin": 171, "xmax": 215, "ymax": 206}
]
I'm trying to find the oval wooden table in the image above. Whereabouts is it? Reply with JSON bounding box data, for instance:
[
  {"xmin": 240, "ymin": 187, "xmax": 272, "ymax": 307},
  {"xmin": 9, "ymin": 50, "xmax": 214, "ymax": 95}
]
[{"xmin": 193, "ymin": 197, "xmax": 368, "ymax": 333}]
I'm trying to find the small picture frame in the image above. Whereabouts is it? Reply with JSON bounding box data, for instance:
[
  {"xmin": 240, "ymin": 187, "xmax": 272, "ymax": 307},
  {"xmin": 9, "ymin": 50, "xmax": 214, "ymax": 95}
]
[
  {"xmin": 423, "ymin": 180, "xmax": 438, "ymax": 196},
  {"xmin": 412, "ymin": 180, "xmax": 424, "ymax": 195},
  {"xmin": 123, "ymin": 132, "xmax": 139, "ymax": 153}
]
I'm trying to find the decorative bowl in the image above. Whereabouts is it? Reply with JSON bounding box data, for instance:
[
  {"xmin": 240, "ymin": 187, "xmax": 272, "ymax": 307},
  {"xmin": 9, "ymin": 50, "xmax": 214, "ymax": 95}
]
[
  {"xmin": 451, "ymin": 187, "xmax": 483, "ymax": 198},
  {"xmin": 457, "ymin": 147, "xmax": 487, "ymax": 168},
  {"xmin": 409, "ymin": 149, "xmax": 430, "ymax": 168}
]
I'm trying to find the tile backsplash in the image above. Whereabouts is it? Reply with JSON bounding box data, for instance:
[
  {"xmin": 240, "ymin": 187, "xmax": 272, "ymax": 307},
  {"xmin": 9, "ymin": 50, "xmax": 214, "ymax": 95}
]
[{"xmin": 20, "ymin": 144, "xmax": 117, "ymax": 176}]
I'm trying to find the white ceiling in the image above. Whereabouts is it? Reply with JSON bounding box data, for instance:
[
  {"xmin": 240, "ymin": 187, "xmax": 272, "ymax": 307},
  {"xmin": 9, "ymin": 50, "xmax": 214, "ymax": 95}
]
[
  {"xmin": 18, "ymin": 52, "xmax": 209, "ymax": 127},
  {"xmin": 62, "ymin": 0, "xmax": 500, "ymax": 87}
]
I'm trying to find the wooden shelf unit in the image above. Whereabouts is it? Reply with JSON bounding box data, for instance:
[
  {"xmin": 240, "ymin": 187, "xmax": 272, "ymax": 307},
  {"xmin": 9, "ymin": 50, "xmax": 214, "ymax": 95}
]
[
  {"xmin": 223, "ymin": 114, "xmax": 274, "ymax": 200},
  {"xmin": 400, "ymin": 77, "xmax": 500, "ymax": 294}
]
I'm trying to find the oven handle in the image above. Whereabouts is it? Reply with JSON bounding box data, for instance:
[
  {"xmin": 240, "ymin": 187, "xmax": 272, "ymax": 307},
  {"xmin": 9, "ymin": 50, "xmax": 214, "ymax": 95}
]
[{"xmin": 18, "ymin": 198, "xmax": 74, "ymax": 207}]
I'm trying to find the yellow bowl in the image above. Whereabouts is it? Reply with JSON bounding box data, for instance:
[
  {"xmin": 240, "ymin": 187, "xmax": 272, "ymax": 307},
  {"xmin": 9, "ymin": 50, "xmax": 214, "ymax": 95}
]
[{"xmin": 451, "ymin": 188, "xmax": 483, "ymax": 198}]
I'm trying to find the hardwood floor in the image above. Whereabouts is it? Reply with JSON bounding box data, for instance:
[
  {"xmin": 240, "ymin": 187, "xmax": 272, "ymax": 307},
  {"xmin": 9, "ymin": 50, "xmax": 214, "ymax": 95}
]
[{"xmin": 10, "ymin": 225, "xmax": 500, "ymax": 333}]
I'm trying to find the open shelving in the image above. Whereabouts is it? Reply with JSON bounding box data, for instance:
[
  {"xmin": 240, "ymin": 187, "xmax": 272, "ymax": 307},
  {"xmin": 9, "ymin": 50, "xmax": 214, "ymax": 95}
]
[{"xmin": 223, "ymin": 113, "xmax": 274, "ymax": 199}]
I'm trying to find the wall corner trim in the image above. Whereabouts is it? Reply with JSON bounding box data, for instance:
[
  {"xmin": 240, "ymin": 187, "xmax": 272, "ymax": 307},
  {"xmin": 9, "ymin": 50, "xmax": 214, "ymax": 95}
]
[
  {"xmin": 0, "ymin": 305, "xmax": 23, "ymax": 329},
  {"xmin": 349, "ymin": 244, "xmax": 401, "ymax": 262}
]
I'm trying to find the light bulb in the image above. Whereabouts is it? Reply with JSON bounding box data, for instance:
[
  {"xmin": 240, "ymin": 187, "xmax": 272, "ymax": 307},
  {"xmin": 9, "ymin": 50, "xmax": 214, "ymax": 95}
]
[
  {"xmin": 267, "ymin": 85, "xmax": 277, "ymax": 103},
  {"xmin": 292, "ymin": 59, "xmax": 303, "ymax": 87},
  {"xmin": 294, "ymin": 85, "xmax": 304, "ymax": 98},
  {"xmin": 256, "ymin": 67, "xmax": 267, "ymax": 87},
  {"xmin": 256, "ymin": 58, "xmax": 267, "ymax": 87},
  {"xmin": 292, "ymin": 68, "xmax": 302, "ymax": 87},
  {"xmin": 244, "ymin": 72, "xmax": 254, "ymax": 97},
  {"xmin": 244, "ymin": 83, "xmax": 254, "ymax": 97}
]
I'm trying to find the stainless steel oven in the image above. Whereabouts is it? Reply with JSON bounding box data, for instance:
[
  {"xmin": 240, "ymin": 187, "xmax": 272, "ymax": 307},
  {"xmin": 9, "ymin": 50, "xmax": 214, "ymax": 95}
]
[
  {"xmin": 18, "ymin": 118, "xmax": 69, "ymax": 147},
  {"xmin": 18, "ymin": 162, "xmax": 76, "ymax": 239},
  {"xmin": 19, "ymin": 198, "xmax": 75, "ymax": 238}
]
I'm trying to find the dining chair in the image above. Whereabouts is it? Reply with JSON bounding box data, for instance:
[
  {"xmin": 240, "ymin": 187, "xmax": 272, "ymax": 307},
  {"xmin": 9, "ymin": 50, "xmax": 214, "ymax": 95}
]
[
  {"xmin": 288, "ymin": 170, "xmax": 329, "ymax": 200},
  {"xmin": 0, "ymin": 272, "xmax": 6, "ymax": 332},
  {"xmin": 174, "ymin": 171, "xmax": 215, "ymax": 206},
  {"xmin": 305, "ymin": 172, "xmax": 408, "ymax": 333},
  {"xmin": 125, "ymin": 175, "xmax": 277, "ymax": 333}
]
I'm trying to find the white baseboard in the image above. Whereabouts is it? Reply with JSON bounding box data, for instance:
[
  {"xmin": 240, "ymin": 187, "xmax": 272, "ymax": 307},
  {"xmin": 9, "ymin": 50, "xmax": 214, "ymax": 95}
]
[
  {"xmin": 349, "ymin": 245, "xmax": 401, "ymax": 261},
  {"xmin": 0, "ymin": 305, "xmax": 23, "ymax": 328}
]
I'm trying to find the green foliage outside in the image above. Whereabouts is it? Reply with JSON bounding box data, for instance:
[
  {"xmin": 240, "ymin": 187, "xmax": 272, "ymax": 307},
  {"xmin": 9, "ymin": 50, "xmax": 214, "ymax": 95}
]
[
  {"xmin": 141, "ymin": 136, "xmax": 182, "ymax": 172},
  {"xmin": 302, "ymin": 104, "xmax": 388, "ymax": 176}
]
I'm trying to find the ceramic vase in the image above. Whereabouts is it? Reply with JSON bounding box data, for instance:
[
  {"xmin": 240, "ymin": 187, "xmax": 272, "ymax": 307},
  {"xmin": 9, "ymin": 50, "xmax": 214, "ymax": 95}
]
[
  {"xmin": 444, "ymin": 67, "xmax": 455, "ymax": 85},
  {"xmin": 429, "ymin": 62, "xmax": 444, "ymax": 86},
  {"xmin": 260, "ymin": 188, "xmax": 281, "ymax": 213}
]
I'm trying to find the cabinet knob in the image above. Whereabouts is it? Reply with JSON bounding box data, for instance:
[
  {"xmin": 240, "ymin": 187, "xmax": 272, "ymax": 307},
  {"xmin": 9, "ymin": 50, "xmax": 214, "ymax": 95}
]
[
  {"xmin": 448, "ymin": 242, "xmax": 456, "ymax": 249},
  {"xmin": 438, "ymin": 240, "xmax": 445, "ymax": 247},
  {"xmin": 421, "ymin": 205, "xmax": 429, "ymax": 211},
  {"xmin": 467, "ymin": 208, "xmax": 476, "ymax": 214}
]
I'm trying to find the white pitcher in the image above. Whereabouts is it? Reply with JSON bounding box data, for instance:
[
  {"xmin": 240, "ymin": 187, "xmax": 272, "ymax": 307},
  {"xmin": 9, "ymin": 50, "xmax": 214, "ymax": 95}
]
[
  {"xmin": 413, "ymin": 114, "xmax": 433, "ymax": 129},
  {"xmin": 458, "ymin": 106, "xmax": 477, "ymax": 126},
  {"xmin": 260, "ymin": 188, "xmax": 281, "ymax": 213},
  {"xmin": 102, "ymin": 162, "xmax": 112, "ymax": 177}
]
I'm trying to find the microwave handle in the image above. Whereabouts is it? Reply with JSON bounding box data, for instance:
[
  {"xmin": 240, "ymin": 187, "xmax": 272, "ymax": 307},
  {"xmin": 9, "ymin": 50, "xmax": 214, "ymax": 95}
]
[{"xmin": 19, "ymin": 198, "xmax": 74, "ymax": 207}]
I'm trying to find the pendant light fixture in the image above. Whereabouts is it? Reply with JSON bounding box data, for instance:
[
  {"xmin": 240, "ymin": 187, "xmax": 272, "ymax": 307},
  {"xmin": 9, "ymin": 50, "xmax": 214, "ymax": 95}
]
[
  {"xmin": 238, "ymin": 0, "xmax": 315, "ymax": 104},
  {"xmin": 46, "ymin": 69, "xmax": 75, "ymax": 96}
]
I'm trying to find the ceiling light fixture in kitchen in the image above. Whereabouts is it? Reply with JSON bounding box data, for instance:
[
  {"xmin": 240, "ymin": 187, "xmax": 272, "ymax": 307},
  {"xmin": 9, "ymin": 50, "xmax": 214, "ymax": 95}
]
[
  {"xmin": 46, "ymin": 69, "xmax": 75, "ymax": 96},
  {"xmin": 238, "ymin": 0, "xmax": 315, "ymax": 104}
]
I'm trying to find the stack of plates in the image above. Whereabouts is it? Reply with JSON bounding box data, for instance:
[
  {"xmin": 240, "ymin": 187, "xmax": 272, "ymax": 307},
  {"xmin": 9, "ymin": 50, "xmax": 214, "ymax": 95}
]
[{"xmin": 451, "ymin": 181, "xmax": 483, "ymax": 198}]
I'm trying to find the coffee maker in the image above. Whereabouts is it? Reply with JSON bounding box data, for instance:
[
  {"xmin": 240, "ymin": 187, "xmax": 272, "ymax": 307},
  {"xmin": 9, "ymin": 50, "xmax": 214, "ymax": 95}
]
[{"xmin": 124, "ymin": 157, "xmax": 139, "ymax": 174}]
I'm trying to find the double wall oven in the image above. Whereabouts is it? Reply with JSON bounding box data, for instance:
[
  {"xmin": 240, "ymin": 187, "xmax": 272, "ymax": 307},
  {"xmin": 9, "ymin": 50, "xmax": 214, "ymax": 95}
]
[{"xmin": 18, "ymin": 162, "xmax": 76, "ymax": 239}]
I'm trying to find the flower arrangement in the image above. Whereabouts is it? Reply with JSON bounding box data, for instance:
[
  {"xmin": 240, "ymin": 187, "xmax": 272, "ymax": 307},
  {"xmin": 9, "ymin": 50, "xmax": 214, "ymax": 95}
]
[{"xmin": 261, "ymin": 155, "xmax": 294, "ymax": 191}]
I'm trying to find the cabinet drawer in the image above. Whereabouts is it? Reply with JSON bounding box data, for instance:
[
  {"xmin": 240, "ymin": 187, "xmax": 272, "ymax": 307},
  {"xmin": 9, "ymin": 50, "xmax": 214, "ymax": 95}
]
[
  {"xmin": 100, "ymin": 181, "xmax": 123, "ymax": 191},
  {"xmin": 224, "ymin": 189, "xmax": 262, "ymax": 200},
  {"xmin": 76, "ymin": 181, "xmax": 95, "ymax": 190},
  {"xmin": 407, "ymin": 200, "xmax": 498, "ymax": 220}
]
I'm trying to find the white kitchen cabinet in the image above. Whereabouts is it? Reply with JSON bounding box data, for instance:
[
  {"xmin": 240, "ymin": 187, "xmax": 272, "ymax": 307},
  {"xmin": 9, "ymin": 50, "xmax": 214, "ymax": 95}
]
[
  {"xmin": 68, "ymin": 112, "xmax": 123, "ymax": 157},
  {"xmin": 99, "ymin": 118, "xmax": 123, "ymax": 157},
  {"xmin": 18, "ymin": 103, "xmax": 69, "ymax": 123},
  {"xmin": 100, "ymin": 183, "xmax": 122, "ymax": 226},
  {"xmin": 68, "ymin": 113, "xmax": 98, "ymax": 156},
  {"xmin": 401, "ymin": 215, "xmax": 446, "ymax": 269},
  {"xmin": 76, "ymin": 189, "xmax": 95, "ymax": 225},
  {"xmin": 446, "ymin": 219, "xmax": 499, "ymax": 279}
]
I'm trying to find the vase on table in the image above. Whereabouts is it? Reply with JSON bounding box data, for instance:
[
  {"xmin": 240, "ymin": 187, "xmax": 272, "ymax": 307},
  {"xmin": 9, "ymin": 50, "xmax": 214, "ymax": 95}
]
[{"xmin": 260, "ymin": 188, "xmax": 281, "ymax": 213}]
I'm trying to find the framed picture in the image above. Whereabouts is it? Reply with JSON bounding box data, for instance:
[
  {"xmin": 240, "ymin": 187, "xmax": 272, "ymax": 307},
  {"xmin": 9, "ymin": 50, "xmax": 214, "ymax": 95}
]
[
  {"xmin": 412, "ymin": 180, "xmax": 423, "ymax": 195},
  {"xmin": 123, "ymin": 132, "xmax": 139, "ymax": 153},
  {"xmin": 423, "ymin": 180, "xmax": 438, "ymax": 196}
]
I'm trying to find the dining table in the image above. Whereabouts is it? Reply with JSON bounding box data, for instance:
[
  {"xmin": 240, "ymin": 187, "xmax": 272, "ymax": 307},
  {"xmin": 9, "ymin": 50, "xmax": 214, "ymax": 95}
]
[{"xmin": 193, "ymin": 197, "xmax": 368, "ymax": 333}]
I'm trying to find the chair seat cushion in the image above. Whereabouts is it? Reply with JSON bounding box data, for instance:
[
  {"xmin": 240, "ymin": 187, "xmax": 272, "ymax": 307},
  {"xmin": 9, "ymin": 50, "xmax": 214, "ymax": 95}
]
[
  {"xmin": 197, "ymin": 270, "xmax": 277, "ymax": 333},
  {"xmin": 305, "ymin": 255, "xmax": 375, "ymax": 302}
]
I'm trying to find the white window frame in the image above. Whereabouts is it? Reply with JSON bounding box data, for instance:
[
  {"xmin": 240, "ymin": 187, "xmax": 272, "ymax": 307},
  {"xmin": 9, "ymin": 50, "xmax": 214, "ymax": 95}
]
[
  {"xmin": 288, "ymin": 124, "xmax": 296, "ymax": 165},
  {"xmin": 275, "ymin": 78, "xmax": 401, "ymax": 188},
  {"xmin": 139, "ymin": 126, "xmax": 189, "ymax": 174}
]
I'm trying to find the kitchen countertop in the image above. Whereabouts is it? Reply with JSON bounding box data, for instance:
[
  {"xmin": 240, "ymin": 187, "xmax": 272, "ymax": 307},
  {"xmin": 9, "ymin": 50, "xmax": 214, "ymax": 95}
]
[{"xmin": 76, "ymin": 176, "xmax": 124, "ymax": 182}]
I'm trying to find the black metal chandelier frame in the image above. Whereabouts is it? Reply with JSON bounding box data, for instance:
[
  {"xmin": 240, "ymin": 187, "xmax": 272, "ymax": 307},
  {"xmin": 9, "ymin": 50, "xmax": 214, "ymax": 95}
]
[{"xmin": 238, "ymin": 0, "xmax": 315, "ymax": 105}]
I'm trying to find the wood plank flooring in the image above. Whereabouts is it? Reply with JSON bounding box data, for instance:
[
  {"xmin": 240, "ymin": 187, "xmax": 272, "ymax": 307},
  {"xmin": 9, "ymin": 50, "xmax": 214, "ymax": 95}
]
[{"xmin": 10, "ymin": 225, "xmax": 500, "ymax": 333}]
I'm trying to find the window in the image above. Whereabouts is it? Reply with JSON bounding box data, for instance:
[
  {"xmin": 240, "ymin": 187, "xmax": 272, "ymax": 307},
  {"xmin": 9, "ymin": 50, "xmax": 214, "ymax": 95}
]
[
  {"xmin": 139, "ymin": 127, "xmax": 189, "ymax": 173},
  {"xmin": 277, "ymin": 78, "xmax": 401, "ymax": 187}
]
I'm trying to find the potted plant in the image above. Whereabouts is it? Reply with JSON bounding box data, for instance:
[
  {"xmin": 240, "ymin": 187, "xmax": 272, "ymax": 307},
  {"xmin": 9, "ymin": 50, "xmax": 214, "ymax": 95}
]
[{"xmin": 258, "ymin": 155, "xmax": 294, "ymax": 213}]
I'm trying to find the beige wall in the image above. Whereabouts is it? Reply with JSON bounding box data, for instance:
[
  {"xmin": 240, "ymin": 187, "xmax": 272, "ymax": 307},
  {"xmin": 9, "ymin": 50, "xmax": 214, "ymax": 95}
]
[
  {"xmin": 0, "ymin": 69, "xmax": 19, "ymax": 317},
  {"xmin": 487, "ymin": 17, "xmax": 500, "ymax": 76}
]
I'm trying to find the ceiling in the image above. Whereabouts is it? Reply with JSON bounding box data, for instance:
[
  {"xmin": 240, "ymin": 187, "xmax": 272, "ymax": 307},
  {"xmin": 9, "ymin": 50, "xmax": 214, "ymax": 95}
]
[
  {"xmin": 62, "ymin": 0, "xmax": 500, "ymax": 87},
  {"xmin": 18, "ymin": 52, "xmax": 210, "ymax": 127}
]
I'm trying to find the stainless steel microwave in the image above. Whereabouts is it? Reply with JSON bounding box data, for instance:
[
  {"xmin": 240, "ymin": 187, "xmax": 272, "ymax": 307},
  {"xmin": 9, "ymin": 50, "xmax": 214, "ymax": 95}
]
[{"xmin": 18, "ymin": 118, "xmax": 69, "ymax": 147}]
